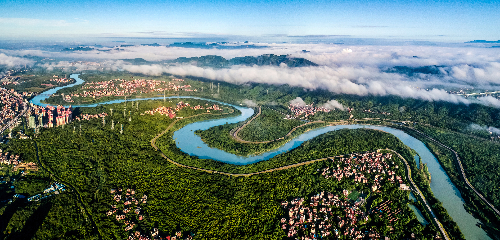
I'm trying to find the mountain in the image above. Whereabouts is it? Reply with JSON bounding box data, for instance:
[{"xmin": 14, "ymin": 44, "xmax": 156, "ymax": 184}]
[{"xmin": 170, "ymin": 54, "xmax": 318, "ymax": 68}]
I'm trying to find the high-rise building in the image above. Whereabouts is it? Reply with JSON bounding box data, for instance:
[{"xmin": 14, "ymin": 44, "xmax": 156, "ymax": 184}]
[{"xmin": 28, "ymin": 116, "xmax": 36, "ymax": 129}]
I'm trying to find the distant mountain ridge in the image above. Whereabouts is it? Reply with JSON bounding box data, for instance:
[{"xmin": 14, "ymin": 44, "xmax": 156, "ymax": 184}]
[
  {"xmin": 384, "ymin": 65, "xmax": 444, "ymax": 77},
  {"xmin": 171, "ymin": 54, "xmax": 318, "ymax": 68}
]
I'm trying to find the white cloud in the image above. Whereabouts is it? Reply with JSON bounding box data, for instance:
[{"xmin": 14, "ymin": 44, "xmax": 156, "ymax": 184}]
[
  {"xmin": 290, "ymin": 97, "xmax": 307, "ymax": 106},
  {"xmin": 242, "ymin": 99, "xmax": 258, "ymax": 107},
  {"xmin": 118, "ymin": 63, "xmax": 474, "ymax": 105},
  {"xmin": 321, "ymin": 100, "xmax": 345, "ymax": 110},
  {"xmin": 467, "ymin": 123, "xmax": 500, "ymax": 135},
  {"xmin": 475, "ymin": 96, "xmax": 500, "ymax": 108},
  {"xmin": 8, "ymin": 42, "xmax": 500, "ymax": 108},
  {"xmin": 0, "ymin": 53, "xmax": 34, "ymax": 68}
]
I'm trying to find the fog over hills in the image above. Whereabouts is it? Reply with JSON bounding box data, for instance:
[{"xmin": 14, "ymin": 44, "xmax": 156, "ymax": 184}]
[{"xmin": 2, "ymin": 42, "xmax": 500, "ymax": 107}]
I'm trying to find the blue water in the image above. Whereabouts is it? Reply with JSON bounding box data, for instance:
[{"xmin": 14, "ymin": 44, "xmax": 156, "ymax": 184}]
[
  {"xmin": 31, "ymin": 74, "xmax": 490, "ymax": 240},
  {"xmin": 173, "ymin": 112, "xmax": 490, "ymax": 239},
  {"xmin": 409, "ymin": 192, "xmax": 429, "ymax": 225}
]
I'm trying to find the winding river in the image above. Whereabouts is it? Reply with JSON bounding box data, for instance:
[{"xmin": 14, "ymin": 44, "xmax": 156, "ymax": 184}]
[{"xmin": 31, "ymin": 74, "xmax": 490, "ymax": 240}]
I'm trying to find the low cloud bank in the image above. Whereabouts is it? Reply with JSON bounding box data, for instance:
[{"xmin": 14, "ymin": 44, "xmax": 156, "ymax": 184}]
[
  {"xmin": 290, "ymin": 97, "xmax": 307, "ymax": 106},
  {"xmin": 475, "ymin": 96, "xmax": 500, "ymax": 108},
  {"xmin": 0, "ymin": 53, "xmax": 34, "ymax": 68},
  {"xmin": 321, "ymin": 100, "xmax": 345, "ymax": 110},
  {"xmin": 242, "ymin": 99, "xmax": 258, "ymax": 107},
  {"xmin": 3, "ymin": 43, "xmax": 500, "ymax": 108},
  {"xmin": 35, "ymin": 59, "xmax": 500, "ymax": 108},
  {"xmin": 467, "ymin": 123, "xmax": 500, "ymax": 135},
  {"xmin": 120, "ymin": 64, "xmax": 474, "ymax": 106}
]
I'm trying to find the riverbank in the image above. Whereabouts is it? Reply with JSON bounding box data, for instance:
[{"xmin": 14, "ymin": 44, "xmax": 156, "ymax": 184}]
[
  {"xmin": 390, "ymin": 123, "xmax": 500, "ymax": 239},
  {"xmin": 28, "ymin": 73, "xmax": 488, "ymax": 239}
]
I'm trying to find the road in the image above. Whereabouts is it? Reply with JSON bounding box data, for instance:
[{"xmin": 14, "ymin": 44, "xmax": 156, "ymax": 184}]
[
  {"xmin": 229, "ymin": 106, "xmax": 349, "ymax": 144},
  {"xmin": 151, "ymin": 117, "xmax": 450, "ymax": 238},
  {"xmin": 405, "ymin": 127, "xmax": 500, "ymax": 218},
  {"xmin": 33, "ymin": 140, "xmax": 103, "ymax": 240},
  {"xmin": 381, "ymin": 149, "xmax": 450, "ymax": 240}
]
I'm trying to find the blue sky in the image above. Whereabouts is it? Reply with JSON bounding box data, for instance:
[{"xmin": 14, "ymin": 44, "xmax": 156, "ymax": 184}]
[{"xmin": 0, "ymin": 0, "xmax": 499, "ymax": 42}]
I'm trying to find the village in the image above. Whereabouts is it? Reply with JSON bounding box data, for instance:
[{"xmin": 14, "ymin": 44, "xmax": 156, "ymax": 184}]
[
  {"xmin": 281, "ymin": 151, "xmax": 413, "ymax": 239},
  {"xmin": 75, "ymin": 112, "xmax": 108, "ymax": 121},
  {"xmin": 49, "ymin": 75, "xmax": 72, "ymax": 84},
  {"xmin": 285, "ymin": 103, "xmax": 331, "ymax": 120},
  {"xmin": 142, "ymin": 101, "xmax": 222, "ymax": 119},
  {"xmin": 0, "ymin": 148, "xmax": 38, "ymax": 173},
  {"xmin": 318, "ymin": 152, "xmax": 409, "ymax": 192},
  {"xmin": 108, "ymin": 188, "xmax": 193, "ymax": 240},
  {"xmin": 1, "ymin": 149, "xmax": 36, "ymax": 176},
  {"xmin": 59, "ymin": 77, "xmax": 194, "ymax": 102}
]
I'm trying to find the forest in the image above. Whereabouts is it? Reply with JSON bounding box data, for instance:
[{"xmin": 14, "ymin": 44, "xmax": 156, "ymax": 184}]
[
  {"xmin": 2, "ymin": 97, "xmax": 457, "ymax": 239},
  {"xmin": 3, "ymin": 71, "xmax": 500, "ymax": 238},
  {"xmin": 407, "ymin": 124, "xmax": 500, "ymax": 236}
]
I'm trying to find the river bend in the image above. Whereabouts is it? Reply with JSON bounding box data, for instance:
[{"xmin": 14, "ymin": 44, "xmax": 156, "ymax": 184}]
[{"xmin": 31, "ymin": 74, "xmax": 490, "ymax": 240}]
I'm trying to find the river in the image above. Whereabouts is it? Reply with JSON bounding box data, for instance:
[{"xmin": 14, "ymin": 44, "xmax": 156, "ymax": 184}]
[{"xmin": 31, "ymin": 74, "xmax": 491, "ymax": 239}]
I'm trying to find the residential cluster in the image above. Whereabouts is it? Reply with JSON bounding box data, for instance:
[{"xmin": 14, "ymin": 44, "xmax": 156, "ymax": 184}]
[
  {"xmin": 0, "ymin": 88, "xmax": 26, "ymax": 133},
  {"xmin": 142, "ymin": 102, "xmax": 223, "ymax": 119},
  {"xmin": 0, "ymin": 148, "xmax": 38, "ymax": 174},
  {"xmin": 370, "ymin": 200, "xmax": 402, "ymax": 223},
  {"xmin": 144, "ymin": 101, "xmax": 191, "ymax": 118},
  {"xmin": 281, "ymin": 151, "xmax": 410, "ymax": 239},
  {"xmin": 49, "ymin": 75, "xmax": 71, "ymax": 83},
  {"xmin": 190, "ymin": 104, "xmax": 222, "ymax": 112},
  {"xmin": 174, "ymin": 101, "xmax": 190, "ymax": 111},
  {"xmin": 281, "ymin": 191, "xmax": 381, "ymax": 239},
  {"xmin": 0, "ymin": 149, "xmax": 21, "ymax": 166},
  {"xmin": 143, "ymin": 106, "xmax": 178, "ymax": 119},
  {"xmin": 109, "ymin": 188, "xmax": 192, "ymax": 240},
  {"xmin": 286, "ymin": 103, "xmax": 330, "ymax": 119},
  {"xmin": 75, "ymin": 112, "xmax": 108, "ymax": 121},
  {"xmin": 1, "ymin": 81, "xmax": 19, "ymax": 86},
  {"xmin": 59, "ymin": 78, "xmax": 194, "ymax": 102},
  {"xmin": 27, "ymin": 103, "xmax": 72, "ymax": 129},
  {"xmin": 318, "ymin": 152, "xmax": 406, "ymax": 192},
  {"xmin": 108, "ymin": 188, "xmax": 147, "ymax": 234}
]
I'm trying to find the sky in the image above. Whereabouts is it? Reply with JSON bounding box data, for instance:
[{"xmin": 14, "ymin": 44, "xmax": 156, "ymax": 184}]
[
  {"xmin": 0, "ymin": 0, "xmax": 499, "ymax": 41},
  {"xmin": 1, "ymin": 0, "xmax": 500, "ymax": 109}
]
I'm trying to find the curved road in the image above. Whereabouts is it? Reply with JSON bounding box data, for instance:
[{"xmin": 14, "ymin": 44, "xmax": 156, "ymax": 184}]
[
  {"xmin": 381, "ymin": 149, "xmax": 450, "ymax": 240},
  {"xmin": 230, "ymin": 106, "xmax": 348, "ymax": 144},
  {"xmin": 405, "ymin": 126, "xmax": 500, "ymax": 218},
  {"xmin": 152, "ymin": 120, "xmax": 450, "ymax": 239}
]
